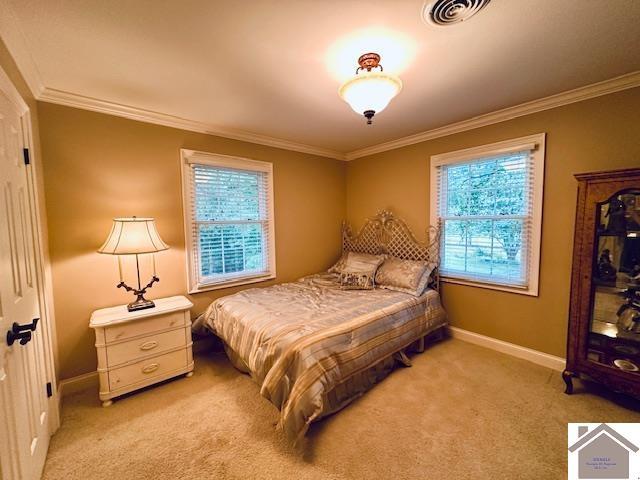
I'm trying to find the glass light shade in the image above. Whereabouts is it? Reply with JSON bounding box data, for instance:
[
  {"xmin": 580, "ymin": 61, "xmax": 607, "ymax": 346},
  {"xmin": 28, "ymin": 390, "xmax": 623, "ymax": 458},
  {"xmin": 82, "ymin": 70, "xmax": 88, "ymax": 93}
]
[
  {"xmin": 98, "ymin": 217, "xmax": 169, "ymax": 255},
  {"xmin": 338, "ymin": 71, "xmax": 403, "ymax": 115}
]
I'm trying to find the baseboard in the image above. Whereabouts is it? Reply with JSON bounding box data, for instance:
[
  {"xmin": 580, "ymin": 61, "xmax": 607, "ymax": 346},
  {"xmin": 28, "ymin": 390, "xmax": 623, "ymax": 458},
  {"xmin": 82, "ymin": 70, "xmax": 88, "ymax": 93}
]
[
  {"xmin": 449, "ymin": 326, "xmax": 566, "ymax": 372},
  {"xmin": 58, "ymin": 330, "xmax": 564, "ymax": 399},
  {"xmin": 58, "ymin": 371, "xmax": 99, "ymax": 398}
]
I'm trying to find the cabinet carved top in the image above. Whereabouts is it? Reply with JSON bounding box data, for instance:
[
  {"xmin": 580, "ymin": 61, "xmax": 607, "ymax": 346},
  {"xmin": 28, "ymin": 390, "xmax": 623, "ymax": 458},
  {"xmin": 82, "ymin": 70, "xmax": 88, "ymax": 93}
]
[{"xmin": 575, "ymin": 168, "xmax": 640, "ymax": 182}]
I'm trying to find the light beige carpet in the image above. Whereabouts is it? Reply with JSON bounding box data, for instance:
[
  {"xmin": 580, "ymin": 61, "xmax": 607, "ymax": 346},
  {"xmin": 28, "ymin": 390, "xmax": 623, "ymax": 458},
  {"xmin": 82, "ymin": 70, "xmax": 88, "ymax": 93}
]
[{"xmin": 43, "ymin": 338, "xmax": 640, "ymax": 480}]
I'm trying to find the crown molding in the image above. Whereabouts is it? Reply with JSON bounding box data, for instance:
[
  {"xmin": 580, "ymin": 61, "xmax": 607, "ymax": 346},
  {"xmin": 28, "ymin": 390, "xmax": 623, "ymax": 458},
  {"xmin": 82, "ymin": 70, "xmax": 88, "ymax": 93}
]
[
  {"xmin": 0, "ymin": 2, "xmax": 45, "ymax": 97},
  {"xmin": 38, "ymin": 88, "xmax": 346, "ymax": 160},
  {"xmin": 38, "ymin": 71, "xmax": 640, "ymax": 162},
  {"xmin": 3, "ymin": 1, "xmax": 638, "ymax": 165},
  {"xmin": 1, "ymin": 1, "xmax": 343, "ymax": 160},
  {"xmin": 344, "ymin": 71, "xmax": 640, "ymax": 160}
]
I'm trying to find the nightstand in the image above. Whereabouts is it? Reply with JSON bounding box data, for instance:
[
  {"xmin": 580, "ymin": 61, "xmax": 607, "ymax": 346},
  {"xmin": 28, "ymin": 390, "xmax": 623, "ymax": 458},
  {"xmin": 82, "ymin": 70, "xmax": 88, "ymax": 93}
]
[{"xmin": 90, "ymin": 295, "xmax": 194, "ymax": 406}]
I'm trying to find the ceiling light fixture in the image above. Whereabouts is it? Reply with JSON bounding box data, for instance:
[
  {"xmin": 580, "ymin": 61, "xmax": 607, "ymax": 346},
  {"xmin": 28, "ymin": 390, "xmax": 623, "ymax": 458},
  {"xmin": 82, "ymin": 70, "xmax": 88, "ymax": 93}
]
[{"xmin": 338, "ymin": 53, "xmax": 402, "ymax": 125}]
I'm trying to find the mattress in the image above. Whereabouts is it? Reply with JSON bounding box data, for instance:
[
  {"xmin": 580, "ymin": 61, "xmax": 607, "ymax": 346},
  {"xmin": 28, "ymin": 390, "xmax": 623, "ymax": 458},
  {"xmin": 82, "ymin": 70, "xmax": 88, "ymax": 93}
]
[{"xmin": 197, "ymin": 273, "xmax": 447, "ymax": 441}]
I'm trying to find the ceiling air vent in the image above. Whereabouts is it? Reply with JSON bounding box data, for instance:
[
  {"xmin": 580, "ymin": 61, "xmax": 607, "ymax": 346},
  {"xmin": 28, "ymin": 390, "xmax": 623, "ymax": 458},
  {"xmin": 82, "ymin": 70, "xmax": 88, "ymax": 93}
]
[{"xmin": 423, "ymin": 0, "xmax": 491, "ymax": 26}]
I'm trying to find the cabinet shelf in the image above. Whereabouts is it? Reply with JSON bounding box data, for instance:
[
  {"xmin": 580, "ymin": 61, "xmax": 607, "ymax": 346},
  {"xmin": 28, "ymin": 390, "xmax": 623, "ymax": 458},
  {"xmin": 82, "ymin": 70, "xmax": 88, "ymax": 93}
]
[{"xmin": 597, "ymin": 231, "xmax": 640, "ymax": 237}]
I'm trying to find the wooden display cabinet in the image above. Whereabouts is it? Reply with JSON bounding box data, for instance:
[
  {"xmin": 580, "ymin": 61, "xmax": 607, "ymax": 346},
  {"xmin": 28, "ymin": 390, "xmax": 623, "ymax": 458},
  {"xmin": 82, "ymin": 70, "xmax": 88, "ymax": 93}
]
[{"xmin": 564, "ymin": 168, "xmax": 640, "ymax": 399}]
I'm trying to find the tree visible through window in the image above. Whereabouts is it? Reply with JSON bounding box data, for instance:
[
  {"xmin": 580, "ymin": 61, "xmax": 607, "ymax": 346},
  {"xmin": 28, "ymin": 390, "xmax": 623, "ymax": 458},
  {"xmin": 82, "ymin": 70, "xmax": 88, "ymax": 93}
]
[
  {"xmin": 182, "ymin": 149, "xmax": 275, "ymax": 292},
  {"xmin": 440, "ymin": 152, "xmax": 530, "ymax": 285},
  {"xmin": 432, "ymin": 133, "xmax": 545, "ymax": 295},
  {"xmin": 194, "ymin": 166, "xmax": 267, "ymax": 279}
]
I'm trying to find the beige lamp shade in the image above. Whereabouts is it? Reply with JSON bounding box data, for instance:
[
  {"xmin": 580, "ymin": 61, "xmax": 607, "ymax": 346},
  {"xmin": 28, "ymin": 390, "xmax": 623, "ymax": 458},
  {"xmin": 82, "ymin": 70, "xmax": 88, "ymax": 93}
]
[{"xmin": 98, "ymin": 217, "xmax": 169, "ymax": 255}]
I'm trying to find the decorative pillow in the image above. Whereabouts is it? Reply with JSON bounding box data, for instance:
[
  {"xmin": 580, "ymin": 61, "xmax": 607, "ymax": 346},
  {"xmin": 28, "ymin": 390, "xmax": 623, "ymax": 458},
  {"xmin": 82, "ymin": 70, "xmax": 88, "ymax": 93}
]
[
  {"xmin": 375, "ymin": 257, "xmax": 437, "ymax": 296},
  {"xmin": 329, "ymin": 252, "xmax": 384, "ymax": 274},
  {"xmin": 339, "ymin": 252, "xmax": 385, "ymax": 290},
  {"xmin": 328, "ymin": 254, "xmax": 348, "ymax": 274},
  {"xmin": 412, "ymin": 264, "xmax": 437, "ymax": 295},
  {"xmin": 339, "ymin": 271, "xmax": 376, "ymax": 290}
]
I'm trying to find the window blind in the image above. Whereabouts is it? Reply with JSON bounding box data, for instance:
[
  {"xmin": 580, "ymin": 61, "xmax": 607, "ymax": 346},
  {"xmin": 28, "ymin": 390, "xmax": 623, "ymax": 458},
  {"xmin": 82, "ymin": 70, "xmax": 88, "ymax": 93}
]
[
  {"xmin": 188, "ymin": 163, "xmax": 272, "ymax": 287},
  {"xmin": 436, "ymin": 149, "xmax": 535, "ymax": 288}
]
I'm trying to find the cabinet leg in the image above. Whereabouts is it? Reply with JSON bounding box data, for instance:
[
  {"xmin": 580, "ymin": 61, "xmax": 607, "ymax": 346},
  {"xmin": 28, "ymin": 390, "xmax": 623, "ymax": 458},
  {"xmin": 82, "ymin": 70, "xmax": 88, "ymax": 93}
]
[
  {"xmin": 102, "ymin": 400, "xmax": 113, "ymax": 407},
  {"xmin": 186, "ymin": 371, "xmax": 194, "ymax": 378},
  {"xmin": 562, "ymin": 370, "xmax": 574, "ymax": 395}
]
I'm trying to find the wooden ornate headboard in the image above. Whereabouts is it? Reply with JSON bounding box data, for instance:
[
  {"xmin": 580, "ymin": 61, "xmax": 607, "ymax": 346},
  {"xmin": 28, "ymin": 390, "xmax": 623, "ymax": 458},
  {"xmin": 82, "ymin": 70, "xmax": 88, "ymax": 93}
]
[{"xmin": 342, "ymin": 210, "xmax": 441, "ymax": 290}]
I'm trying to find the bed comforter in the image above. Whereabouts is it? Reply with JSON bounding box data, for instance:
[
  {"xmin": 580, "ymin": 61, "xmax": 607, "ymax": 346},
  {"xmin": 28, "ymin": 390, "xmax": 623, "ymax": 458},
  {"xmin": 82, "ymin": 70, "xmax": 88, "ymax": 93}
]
[{"xmin": 197, "ymin": 273, "xmax": 447, "ymax": 440}]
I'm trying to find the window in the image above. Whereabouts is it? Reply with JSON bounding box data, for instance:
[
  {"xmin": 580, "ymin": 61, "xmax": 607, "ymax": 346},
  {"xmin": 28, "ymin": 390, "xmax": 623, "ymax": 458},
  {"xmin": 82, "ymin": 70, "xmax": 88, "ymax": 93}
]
[
  {"xmin": 181, "ymin": 149, "xmax": 275, "ymax": 293},
  {"xmin": 430, "ymin": 134, "xmax": 545, "ymax": 295}
]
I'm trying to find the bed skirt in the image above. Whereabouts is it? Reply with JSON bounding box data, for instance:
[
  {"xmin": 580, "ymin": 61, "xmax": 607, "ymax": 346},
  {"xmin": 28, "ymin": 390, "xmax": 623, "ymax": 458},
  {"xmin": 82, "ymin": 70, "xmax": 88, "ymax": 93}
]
[{"xmin": 222, "ymin": 324, "xmax": 447, "ymax": 436}]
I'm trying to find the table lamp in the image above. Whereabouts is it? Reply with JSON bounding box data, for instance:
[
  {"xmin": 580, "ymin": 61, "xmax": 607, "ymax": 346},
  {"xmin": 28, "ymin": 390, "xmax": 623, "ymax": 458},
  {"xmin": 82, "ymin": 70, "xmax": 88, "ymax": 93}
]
[{"xmin": 98, "ymin": 216, "xmax": 169, "ymax": 311}]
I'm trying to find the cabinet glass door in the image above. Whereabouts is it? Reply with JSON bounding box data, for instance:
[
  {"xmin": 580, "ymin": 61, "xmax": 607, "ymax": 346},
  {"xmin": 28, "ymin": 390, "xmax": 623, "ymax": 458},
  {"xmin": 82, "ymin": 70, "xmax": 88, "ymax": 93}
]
[{"xmin": 588, "ymin": 189, "xmax": 640, "ymax": 373}]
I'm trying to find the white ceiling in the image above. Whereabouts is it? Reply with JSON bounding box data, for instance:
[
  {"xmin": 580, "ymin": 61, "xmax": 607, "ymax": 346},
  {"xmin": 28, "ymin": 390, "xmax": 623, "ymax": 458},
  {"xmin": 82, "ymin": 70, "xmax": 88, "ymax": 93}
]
[{"xmin": 4, "ymin": 0, "xmax": 640, "ymax": 156}]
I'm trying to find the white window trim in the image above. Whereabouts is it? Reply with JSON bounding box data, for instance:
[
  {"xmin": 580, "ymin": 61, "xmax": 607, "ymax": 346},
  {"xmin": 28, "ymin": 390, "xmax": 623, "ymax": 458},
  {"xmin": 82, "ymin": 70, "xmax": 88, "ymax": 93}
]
[
  {"xmin": 180, "ymin": 149, "xmax": 276, "ymax": 294},
  {"xmin": 429, "ymin": 133, "xmax": 546, "ymax": 296}
]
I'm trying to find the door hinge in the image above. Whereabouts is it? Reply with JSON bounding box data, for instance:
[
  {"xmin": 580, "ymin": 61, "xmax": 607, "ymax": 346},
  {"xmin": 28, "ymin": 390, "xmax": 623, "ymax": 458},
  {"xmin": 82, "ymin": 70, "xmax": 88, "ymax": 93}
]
[
  {"xmin": 23, "ymin": 148, "xmax": 30, "ymax": 165},
  {"xmin": 46, "ymin": 382, "xmax": 53, "ymax": 398}
]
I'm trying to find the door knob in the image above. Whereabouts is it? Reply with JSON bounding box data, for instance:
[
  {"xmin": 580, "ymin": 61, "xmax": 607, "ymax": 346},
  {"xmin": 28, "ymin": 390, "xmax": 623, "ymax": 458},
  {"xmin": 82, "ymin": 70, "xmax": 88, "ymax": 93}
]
[
  {"xmin": 6, "ymin": 318, "xmax": 39, "ymax": 346},
  {"xmin": 12, "ymin": 318, "xmax": 39, "ymax": 333}
]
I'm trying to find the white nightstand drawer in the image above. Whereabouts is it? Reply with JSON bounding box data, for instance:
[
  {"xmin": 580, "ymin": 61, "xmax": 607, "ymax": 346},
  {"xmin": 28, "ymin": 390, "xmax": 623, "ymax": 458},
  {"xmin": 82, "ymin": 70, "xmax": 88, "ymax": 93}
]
[
  {"xmin": 108, "ymin": 349, "xmax": 187, "ymax": 391},
  {"xmin": 105, "ymin": 328, "xmax": 187, "ymax": 366},
  {"xmin": 105, "ymin": 311, "xmax": 185, "ymax": 343},
  {"xmin": 91, "ymin": 296, "xmax": 194, "ymax": 406}
]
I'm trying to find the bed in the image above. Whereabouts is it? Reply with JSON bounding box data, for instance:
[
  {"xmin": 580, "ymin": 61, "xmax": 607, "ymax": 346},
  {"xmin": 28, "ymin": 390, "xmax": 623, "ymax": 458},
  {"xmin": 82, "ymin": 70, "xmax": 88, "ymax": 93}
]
[{"xmin": 195, "ymin": 211, "xmax": 448, "ymax": 441}]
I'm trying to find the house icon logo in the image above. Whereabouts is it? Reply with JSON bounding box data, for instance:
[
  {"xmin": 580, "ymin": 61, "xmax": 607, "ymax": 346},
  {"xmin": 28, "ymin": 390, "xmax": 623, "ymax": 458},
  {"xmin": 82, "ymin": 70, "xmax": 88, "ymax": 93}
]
[{"xmin": 568, "ymin": 423, "xmax": 639, "ymax": 479}]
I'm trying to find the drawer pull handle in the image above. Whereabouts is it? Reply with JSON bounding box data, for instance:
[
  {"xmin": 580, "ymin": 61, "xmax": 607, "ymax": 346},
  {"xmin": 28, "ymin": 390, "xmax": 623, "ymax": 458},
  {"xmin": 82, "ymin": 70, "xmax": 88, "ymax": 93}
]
[
  {"xmin": 141, "ymin": 363, "xmax": 159, "ymax": 374},
  {"xmin": 140, "ymin": 341, "xmax": 158, "ymax": 351}
]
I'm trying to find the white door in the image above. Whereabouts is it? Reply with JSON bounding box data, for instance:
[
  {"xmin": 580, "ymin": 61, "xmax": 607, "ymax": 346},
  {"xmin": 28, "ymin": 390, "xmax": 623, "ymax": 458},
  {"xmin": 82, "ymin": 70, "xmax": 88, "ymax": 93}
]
[{"xmin": 0, "ymin": 86, "xmax": 50, "ymax": 479}]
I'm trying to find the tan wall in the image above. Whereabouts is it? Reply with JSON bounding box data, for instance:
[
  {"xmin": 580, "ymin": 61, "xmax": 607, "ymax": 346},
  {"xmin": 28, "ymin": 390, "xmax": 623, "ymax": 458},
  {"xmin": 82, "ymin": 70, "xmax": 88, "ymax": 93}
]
[
  {"xmin": 36, "ymin": 85, "xmax": 640, "ymax": 379},
  {"xmin": 346, "ymin": 87, "xmax": 640, "ymax": 358},
  {"xmin": 38, "ymin": 103, "xmax": 346, "ymax": 380}
]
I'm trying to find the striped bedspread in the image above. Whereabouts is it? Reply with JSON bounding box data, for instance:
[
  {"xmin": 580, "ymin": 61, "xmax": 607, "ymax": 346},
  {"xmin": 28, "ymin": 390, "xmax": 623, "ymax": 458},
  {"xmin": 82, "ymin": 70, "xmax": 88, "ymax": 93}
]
[{"xmin": 198, "ymin": 273, "xmax": 447, "ymax": 440}]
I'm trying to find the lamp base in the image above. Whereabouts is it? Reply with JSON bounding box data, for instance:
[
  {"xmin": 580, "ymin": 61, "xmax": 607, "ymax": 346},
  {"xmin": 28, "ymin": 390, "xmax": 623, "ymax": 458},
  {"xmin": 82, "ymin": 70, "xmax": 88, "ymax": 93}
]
[
  {"xmin": 117, "ymin": 272, "xmax": 160, "ymax": 312},
  {"xmin": 127, "ymin": 297, "xmax": 155, "ymax": 312}
]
